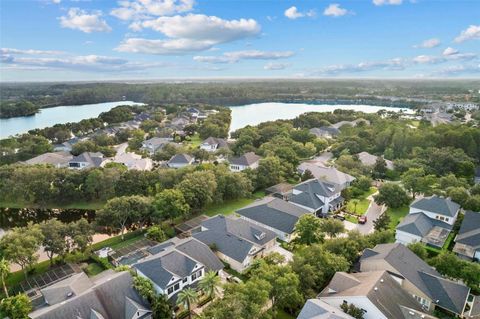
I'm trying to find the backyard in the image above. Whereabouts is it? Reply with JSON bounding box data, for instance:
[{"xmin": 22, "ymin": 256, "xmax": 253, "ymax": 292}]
[
  {"xmin": 387, "ymin": 205, "xmax": 409, "ymax": 230},
  {"xmin": 204, "ymin": 191, "xmax": 265, "ymax": 217}
]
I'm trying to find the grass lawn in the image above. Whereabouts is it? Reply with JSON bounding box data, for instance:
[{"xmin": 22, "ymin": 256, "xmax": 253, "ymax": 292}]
[
  {"xmin": 345, "ymin": 215, "xmax": 359, "ymax": 224},
  {"xmin": 204, "ymin": 191, "xmax": 265, "ymax": 217},
  {"xmin": 6, "ymin": 259, "xmax": 51, "ymax": 288},
  {"xmin": 185, "ymin": 133, "xmax": 202, "ymax": 149},
  {"xmin": 84, "ymin": 262, "xmax": 105, "ymax": 277},
  {"xmin": 90, "ymin": 230, "xmax": 145, "ymax": 251},
  {"xmin": 0, "ymin": 200, "xmax": 104, "ymax": 210},
  {"xmin": 387, "ymin": 206, "xmax": 409, "ymax": 230},
  {"xmin": 277, "ymin": 310, "xmax": 295, "ymax": 319},
  {"xmin": 346, "ymin": 198, "xmax": 370, "ymax": 215}
]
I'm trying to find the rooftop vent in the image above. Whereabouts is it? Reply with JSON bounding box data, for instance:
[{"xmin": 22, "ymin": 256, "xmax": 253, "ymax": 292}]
[
  {"xmin": 380, "ymin": 279, "xmax": 384, "ymax": 283},
  {"xmin": 255, "ymin": 232, "xmax": 266, "ymax": 240},
  {"xmin": 66, "ymin": 292, "xmax": 74, "ymax": 298},
  {"xmin": 374, "ymin": 287, "xmax": 378, "ymax": 291}
]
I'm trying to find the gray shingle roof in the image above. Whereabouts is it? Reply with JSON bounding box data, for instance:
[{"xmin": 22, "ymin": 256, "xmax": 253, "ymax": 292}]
[
  {"xmin": 396, "ymin": 212, "xmax": 452, "ymax": 237},
  {"xmin": 360, "ymin": 243, "xmax": 470, "ymax": 315},
  {"xmin": 168, "ymin": 153, "xmax": 193, "ymax": 164},
  {"xmin": 175, "ymin": 238, "xmax": 224, "ymax": 272},
  {"xmin": 229, "ymin": 152, "xmax": 261, "ymax": 166},
  {"xmin": 69, "ymin": 152, "xmax": 105, "ymax": 167},
  {"xmin": 295, "ymin": 179, "xmax": 337, "ymax": 197},
  {"xmin": 456, "ymin": 211, "xmax": 480, "ymax": 248},
  {"xmin": 40, "ymin": 272, "xmax": 93, "ymax": 305},
  {"xmin": 236, "ymin": 197, "xmax": 309, "ymax": 234},
  {"xmin": 319, "ymin": 271, "xmax": 428, "ymax": 319},
  {"xmin": 297, "ymin": 164, "xmax": 355, "ymax": 188},
  {"xmin": 297, "ymin": 299, "xmax": 354, "ymax": 319},
  {"xmin": 309, "ymin": 126, "xmax": 340, "ymax": 137},
  {"xmin": 410, "ymin": 195, "xmax": 460, "ymax": 217},
  {"xmin": 202, "ymin": 137, "xmax": 228, "ymax": 149}
]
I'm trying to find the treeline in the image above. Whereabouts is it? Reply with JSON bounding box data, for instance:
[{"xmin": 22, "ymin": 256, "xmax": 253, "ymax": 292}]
[{"xmin": 0, "ymin": 100, "xmax": 40, "ymax": 118}]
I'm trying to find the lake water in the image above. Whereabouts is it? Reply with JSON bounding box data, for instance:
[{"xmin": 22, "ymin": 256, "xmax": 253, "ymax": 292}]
[
  {"xmin": 0, "ymin": 101, "xmax": 143, "ymax": 138},
  {"xmin": 229, "ymin": 102, "xmax": 412, "ymax": 132}
]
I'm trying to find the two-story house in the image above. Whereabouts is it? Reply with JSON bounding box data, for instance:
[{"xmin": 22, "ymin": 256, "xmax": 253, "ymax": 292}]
[
  {"xmin": 395, "ymin": 195, "xmax": 460, "ymax": 248},
  {"xmin": 288, "ymin": 179, "xmax": 344, "ymax": 217},
  {"xmin": 297, "ymin": 164, "xmax": 355, "ymax": 191},
  {"xmin": 192, "ymin": 215, "xmax": 277, "ymax": 272},
  {"xmin": 229, "ymin": 152, "xmax": 261, "ymax": 172},
  {"xmin": 140, "ymin": 137, "xmax": 173, "ymax": 155},
  {"xmin": 199, "ymin": 137, "xmax": 229, "ymax": 152},
  {"xmin": 453, "ymin": 210, "xmax": 480, "ymax": 262},
  {"xmin": 68, "ymin": 152, "xmax": 108, "ymax": 169}
]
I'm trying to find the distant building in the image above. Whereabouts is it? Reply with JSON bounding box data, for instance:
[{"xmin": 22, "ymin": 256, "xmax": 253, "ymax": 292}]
[
  {"xmin": 319, "ymin": 270, "xmax": 435, "ymax": 319},
  {"xmin": 167, "ymin": 153, "xmax": 194, "ymax": 169},
  {"xmin": 24, "ymin": 152, "xmax": 72, "ymax": 168},
  {"xmin": 289, "ymin": 179, "xmax": 344, "ymax": 217},
  {"xmin": 453, "ymin": 210, "xmax": 480, "ymax": 261},
  {"xmin": 236, "ymin": 197, "xmax": 310, "ymax": 242},
  {"xmin": 309, "ymin": 126, "xmax": 340, "ymax": 139},
  {"xmin": 29, "ymin": 271, "xmax": 151, "ymax": 319},
  {"xmin": 331, "ymin": 118, "xmax": 370, "ymax": 129},
  {"xmin": 356, "ymin": 151, "xmax": 394, "ymax": 170},
  {"xmin": 199, "ymin": 137, "xmax": 229, "ymax": 152},
  {"xmin": 229, "ymin": 152, "xmax": 261, "ymax": 172},
  {"xmin": 114, "ymin": 152, "xmax": 153, "ymax": 171},
  {"xmin": 140, "ymin": 137, "xmax": 173, "ymax": 155},
  {"xmin": 359, "ymin": 243, "xmax": 470, "ymax": 316},
  {"xmin": 395, "ymin": 195, "xmax": 460, "ymax": 247},
  {"xmin": 68, "ymin": 152, "xmax": 107, "ymax": 169},
  {"xmin": 193, "ymin": 215, "xmax": 277, "ymax": 272}
]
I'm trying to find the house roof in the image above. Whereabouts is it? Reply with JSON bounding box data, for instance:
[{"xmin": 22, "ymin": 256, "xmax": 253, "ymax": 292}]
[
  {"xmin": 30, "ymin": 271, "xmax": 150, "ymax": 319},
  {"xmin": 143, "ymin": 137, "xmax": 173, "ymax": 147},
  {"xmin": 174, "ymin": 238, "xmax": 224, "ymax": 272},
  {"xmin": 193, "ymin": 215, "xmax": 276, "ymax": 263},
  {"xmin": 410, "ymin": 195, "xmax": 460, "ymax": 217},
  {"xmin": 40, "ymin": 272, "xmax": 93, "ymax": 305},
  {"xmin": 265, "ymin": 182, "xmax": 293, "ymax": 195},
  {"xmin": 360, "ymin": 243, "xmax": 470, "ymax": 315},
  {"xmin": 168, "ymin": 153, "xmax": 193, "ymax": 165},
  {"xmin": 396, "ymin": 212, "xmax": 452, "ymax": 237},
  {"xmin": 297, "ymin": 164, "xmax": 355, "ymax": 187},
  {"xmin": 229, "ymin": 152, "xmax": 261, "ymax": 166},
  {"xmin": 297, "ymin": 299, "xmax": 354, "ymax": 319},
  {"xmin": 356, "ymin": 152, "xmax": 394, "ymax": 170},
  {"xmin": 455, "ymin": 211, "xmax": 480, "ymax": 248},
  {"xmin": 319, "ymin": 271, "xmax": 429, "ymax": 319},
  {"xmin": 202, "ymin": 137, "xmax": 228, "ymax": 149},
  {"xmin": 69, "ymin": 152, "xmax": 105, "ymax": 167},
  {"xmin": 25, "ymin": 152, "xmax": 73, "ymax": 166},
  {"xmin": 289, "ymin": 179, "xmax": 337, "ymax": 212},
  {"xmin": 309, "ymin": 126, "xmax": 340, "ymax": 137},
  {"xmin": 236, "ymin": 197, "xmax": 309, "ymax": 234}
]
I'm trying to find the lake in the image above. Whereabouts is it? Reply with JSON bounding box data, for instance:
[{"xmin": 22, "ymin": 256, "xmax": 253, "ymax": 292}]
[
  {"xmin": 0, "ymin": 101, "xmax": 144, "ymax": 138},
  {"xmin": 229, "ymin": 102, "xmax": 413, "ymax": 132}
]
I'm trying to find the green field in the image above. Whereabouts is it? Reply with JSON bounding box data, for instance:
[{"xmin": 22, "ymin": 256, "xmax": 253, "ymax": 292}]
[
  {"xmin": 204, "ymin": 191, "xmax": 265, "ymax": 217},
  {"xmin": 185, "ymin": 133, "xmax": 203, "ymax": 149},
  {"xmin": 387, "ymin": 206, "xmax": 409, "ymax": 230}
]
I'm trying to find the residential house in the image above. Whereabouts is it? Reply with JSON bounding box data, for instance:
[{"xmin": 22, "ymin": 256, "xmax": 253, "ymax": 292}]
[
  {"xmin": 140, "ymin": 137, "xmax": 173, "ymax": 155},
  {"xmin": 453, "ymin": 210, "xmax": 480, "ymax": 261},
  {"xmin": 53, "ymin": 137, "xmax": 83, "ymax": 152},
  {"xmin": 309, "ymin": 126, "xmax": 340, "ymax": 139},
  {"xmin": 167, "ymin": 153, "xmax": 194, "ymax": 169},
  {"xmin": 265, "ymin": 182, "xmax": 293, "ymax": 200},
  {"xmin": 114, "ymin": 152, "xmax": 153, "ymax": 171},
  {"xmin": 356, "ymin": 151, "xmax": 394, "ymax": 170},
  {"xmin": 319, "ymin": 271, "xmax": 435, "ymax": 319},
  {"xmin": 229, "ymin": 152, "xmax": 261, "ymax": 172},
  {"xmin": 24, "ymin": 152, "xmax": 73, "ymax": 168},
  {"xmin": 331, "ymin": 118, "xmax": 370, "ymax": 129},
  {"xmin": 395, "ymin": 195, "xmax": 460, "ymax": 247},
  {"xmin": 186, "ymin": 107, "xmax": 200, "ymax": 118},
  {"xmin": 236, "ymin": 197, "xmax": 310, "ymax": 242},
  {"xmin": 170, "ymin": 116, "xmax": 191, "ymax": 130},
  {"xmin": 68, "ymin": 152, "xmax": 108, "ymax": 169},
  {"xmin": 192, "ymin": 215, "xmax": 277, "ymax": 272},
  {"xmin": 29, "ymin": 271, "xmax": 151, "ymax": 319},
  {"xmin": 200, "ymin": 137, "xmax": 229, "ymax": 152},
  {"xmin": 359, "ymin": 243, "xmax": 470, "ymax": 316},
  {"xmin": 133, "ymin": 238, "xmax": 223, "ymax": 300},
  {"xmin": 297, "ymin": 299, "xmax": 354, "ymax": 319},
  {"xmin": 289, "ymin": 179, "xmax": 344, "ymax": 217},
  {"xmin": 297, "ymin": 163, "xmax": 355, "ymax": 191}
]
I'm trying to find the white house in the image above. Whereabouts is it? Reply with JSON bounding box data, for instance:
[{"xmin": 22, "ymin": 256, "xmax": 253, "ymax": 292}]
[
  {"xmin": 199, "ymin": 137, "xmax": 228, "ymax": 152},
  {"xmin": 229, "ymin": 152, "xmax": 261, "ymax": 172},
  {"xmin": 289, "ymin": 179, "xmax": 344, "ymax": 217},
  {"xmin": 140, "ymin": 137, "xmax": 173, "ymax": 155},
  {"xmin": 408, "ymin": 195, "xmax": 460, "ymax": 226},
  {"xmin": 68, "ymin": 152, "xmax": 108, "ymax": 169},
  {"xmin": 167, "ymin": 153, "xmax": 194, "ymax": 169}
]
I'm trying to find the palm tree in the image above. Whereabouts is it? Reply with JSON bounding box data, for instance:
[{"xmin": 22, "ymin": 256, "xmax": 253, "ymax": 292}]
[
  {"xmin": 198, "ymin": 271, "xmax": 221, "ymax": 299},
  {"xmin": 176, "ymin": 288, "xmax": 198, "ymax": 319},
  {"xmin": 0, "ymin": 258, "xmax": 10, "ymax": 297}
]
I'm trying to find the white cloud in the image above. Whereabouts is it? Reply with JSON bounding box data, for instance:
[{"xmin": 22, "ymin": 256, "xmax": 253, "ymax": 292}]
[
  {"xmin": 111, "ymin": 0, "xmax": 194, "ymax": 21},
  {"xmin": 442, "ymin": 47, "xmax": 458, "ymax": 56},
  {"xmin": 413, "ymin": 38, "xmax": 440, "ymax": 49},
  {"xmin": 116, "ymin": 14, "xmax": 261, "ymax": 54},
  {"xmin": 309, "ymin": 58, "xmax": 408, "ymax": 76},
  {"xmin": 435, "ymin": 64, "xmax": 480, "ymax": 76},
  {"xmin": 413, "ymin": 55, "xmax": 442, "ymax": 64},
  {"xmin": 373, "ymin": 0, "xmax": 402, "ymax": 5},
  {"xmin": 52, "ymin": 0, "xmax": 61, "ymax": 3},
  {"xmin": 454, "ymin": 25, "xmax": 480, "ymax": 43},
  {"xmin": 0, "ymin": 48, "xmax": 65, "ymax": 55},
  {"xmin": 323, "ymin": 4, "xmax": 351, "ymax": 17},
  {"xmin": 59, "ymin": 8, "xmax": 112, "ymax": 33},
  {"xmin": 193, "ymin": 50, "xmax": 295, "ymax": 63},
  {"xmin": 264, "ymin": 62, "xmax": 290, "ymax": 70},
  {"xmin": 414, "ymin": 51, "xmax": 477, "ymax": 64},
  {"xmin": 284, "ymin": 6, "xmax": 316, "ymax": 19}
]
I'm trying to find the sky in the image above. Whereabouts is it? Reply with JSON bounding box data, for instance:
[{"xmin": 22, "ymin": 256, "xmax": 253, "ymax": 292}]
[{"xmin": 0, "ymin": 0, "xmax": 479, "ymax": 81}]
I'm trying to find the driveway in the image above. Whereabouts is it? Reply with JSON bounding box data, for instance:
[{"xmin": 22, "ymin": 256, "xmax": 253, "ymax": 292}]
[
  {"xmin": 270, "ymin": 244, "xmax": 293, "ymax": 263},
  {"xmin": 355, "ymin": 194, "xmax": 386, "ymax": 235}
]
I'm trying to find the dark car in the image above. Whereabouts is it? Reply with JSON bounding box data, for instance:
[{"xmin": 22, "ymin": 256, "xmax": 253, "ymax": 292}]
[{"xmin": 333, "ymin": 214, "xmax": 346, "ymax": 221}]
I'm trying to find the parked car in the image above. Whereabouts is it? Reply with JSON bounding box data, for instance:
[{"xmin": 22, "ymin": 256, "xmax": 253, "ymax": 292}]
[
  {"xmin": 333, "ymin": 214, "xmax": 346, "ymax": 221},
  {"xmin": 358, "ymin": 215, "xmax": 367, "ymax": 224}
]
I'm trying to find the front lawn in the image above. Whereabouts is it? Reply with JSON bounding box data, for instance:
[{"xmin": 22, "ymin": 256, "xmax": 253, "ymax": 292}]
[
  {"xmin": 387, "ymin": 206, "xmax": 409, "ymax": 230},
  {"xmin": 204, "ymin": 191, "xmax": 265, "ymax": 217},
  {"xmin": 346, "ymin": 198, "xmax": 370, "ymax": 216}
]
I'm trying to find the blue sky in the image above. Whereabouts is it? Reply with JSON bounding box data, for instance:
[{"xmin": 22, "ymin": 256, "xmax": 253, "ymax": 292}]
[{"xmin": 1, "ymin": 0, "xmax": 479, "ymax": 81}]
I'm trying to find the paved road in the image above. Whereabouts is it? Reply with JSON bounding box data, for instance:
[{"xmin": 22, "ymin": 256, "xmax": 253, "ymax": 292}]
[{"xmin": 355, "ymin": 194, "xmax": 386, "ymax": 234}]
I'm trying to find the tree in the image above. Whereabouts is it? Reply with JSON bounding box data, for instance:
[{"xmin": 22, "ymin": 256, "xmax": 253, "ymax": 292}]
[
  {"xmin": 340, "ymin": 302, "xmax": 365, "ymax": 319},
  {"xmin": 373, "ymin": 157, "xmax": 388, "ymax": 179},
  {"xmin": 176, "ymin": 288, "xmax": 198, "ymax": 319},
  {"xmin": 401, "ymin": 168, "xmax": 435, "ymax": 199},
  {"xmin": 68, "ymin": 218, "xmax": 94, "ymax": 252},
  {"xmin": 301, "ymin": 169, "xmax": 315, "ymax": 181},
  {"xmin": 146, "ymin": 225, "xmax": 167, "ymax": 242},
  {"xmin": 176, "ymin": 171, "xmax": 217, "ymax": 209},
  {"xmin": 151, "ymin": 294, "xmax": 173, "ymax": 319},
  {"xmin": 319, "ymin": 219, "xmax": 345, "ymax": 238},
  {"xmin": 199, "ymin": 270, "xmax": 221, "ymax": 300},
  {"xmin": 294, "ymin": 214, "xmax": 325, "ymax": 245},
  {"xmin": 39, "ymin": 219, "xmax": 68, "ymax": 265},
  {"xmin": 133, "ymin": 275, "xmax": 155, "ymax": 301},
  {"xmin": 350, "ymin": 199, "xmax": 360, "ymax": 214},
  {"xmin": 374, "ymin": 183, "xmax": 410, "ymax": 208},
  {"xmin": 153, "ymin": 189, "xmax": 190, "ymax": 223},
  {"xmin": 0, "ymin": 258, "xmax": 9, "ymax": 297},
  {"xmin": 0, "ymin": 294, "xmax": 32, "ymax": 319},
  {"xmin": 256, "ymin": 156, "xmax": 285, "ymax": 189},
  {"xmin": 0, "ymin": 223, "xmax": 43, "ymax": 278},
  {"xmin": 407, "ymin": 242, "xmax": 428, "ymax": 260},
  {"xmin": 373, "ymin": 212, "xmax": 391, "ymax": 231},
  {"xmin": 192, "ymin": 148, "xmax": 211, "ymax": 163}
]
